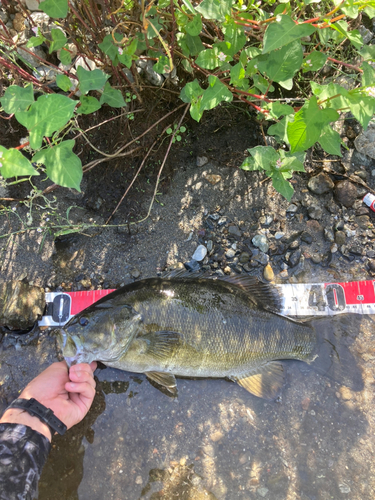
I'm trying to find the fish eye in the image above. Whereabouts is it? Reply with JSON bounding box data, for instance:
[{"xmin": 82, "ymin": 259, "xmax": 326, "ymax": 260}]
[{"xmin": 79, "ymin": 317, "xmax": 89, "ymax": 327}]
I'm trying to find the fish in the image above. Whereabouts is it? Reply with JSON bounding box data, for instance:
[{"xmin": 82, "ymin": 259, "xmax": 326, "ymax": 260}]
[{"xmin": 53, "ymin": 274, "xmax": 320, "ymax": 399}]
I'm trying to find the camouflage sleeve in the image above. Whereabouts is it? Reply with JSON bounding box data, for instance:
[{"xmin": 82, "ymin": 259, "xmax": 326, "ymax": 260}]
[{"xmin": 0, "ymin": 423, "xmax": 51, "ymax": 500}]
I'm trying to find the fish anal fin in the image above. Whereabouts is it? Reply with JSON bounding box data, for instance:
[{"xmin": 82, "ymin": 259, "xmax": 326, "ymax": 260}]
[
  {"xmin": 233, "ymin": 361, "xmax": 285, "ymax": 399},
  {"xmin": 143, "ymin": 330, "xmax": 184, "ymax": 361},
  {"xmin": 146, "ymin": 371, "xmax": 177, "ymax": 396}
]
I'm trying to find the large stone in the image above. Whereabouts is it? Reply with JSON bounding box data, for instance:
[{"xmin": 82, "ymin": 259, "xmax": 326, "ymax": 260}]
[
  {"xmin": 252, "ymin": 234, "xmax": 269, "ymax": 253},
  {"xmin": 307, "ymin": 172, "xmax": 334, "ymax": 194},
  {"xmin": 25, "ymin": 0, "xmax": 41, "ymax": 11},
  {"xmin": 0, "ymin": 281, "xmax": 45, "ymax": 330},
  {"xmin": 334, "ymin": 180, "xmax": 358, "ymax": 208},
  {"xmin": 17, "ymin": 45, "xmax": 46, "ymax": 67},
  {"xmin": 354, "ymin": 121, "xmax": 375, "ymax": 160}
]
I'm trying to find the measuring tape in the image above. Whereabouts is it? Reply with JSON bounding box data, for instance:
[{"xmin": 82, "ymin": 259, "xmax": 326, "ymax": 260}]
[{"xmin": 38, "ymin": 280, "xmax": 375, "ymax": 328}]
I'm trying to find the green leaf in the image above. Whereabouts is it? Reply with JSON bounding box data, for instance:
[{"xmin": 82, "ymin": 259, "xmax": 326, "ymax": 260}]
[
  {"xmin": 257, "ymin": 40, "xmax": 303, "ymax": 89},
  {"xmin": 181, "ymin": 0, "xmax": 196, "ymax": 14},
  {"xmin": 311, "ymin": 82, "xmax": 349, "ymax": 109},
  {"xmin": 33, "ymin": 140, "xmax": 82, "ymax": 190},
  {"xmin": 247, "ymin": 145, "xmax": 279, "ymax": 170},
  {"xmin": 339, "ymin": 0, "xmax": 359, "ymax": 18},
  {"xmin": 229, "ymin": 63, "xmax": 246, "ymax": 86},
  {"xmin": 118, "ymin": 38, "xmax": 138, "ymax": 68},
  {"xmin": 252, "ymin": 75, "xmax": 272, "ymax": 94},
  {"xmin": 1, "ymin": 84, "xmax": 34, "ymax": 114},
  {"xmin": 39, "ymin": 0, "xmax": 68, "ymax": 18},
  {"xmin": 184, "ymin": 33, "xmax": 205, "ymax": 56},
  {"xmin": 359, "ymin": 45, "xmax": 375, "ymax": 62},
  {"xmin": 200, "ymin": 75, "xmax": 233, "ymax": 111},
  {"xmin": 267, "ymin": 115, "xmax": 293, "ymax": 144},
  {"xmin": 59, "ymin": 47, "xmax": 72, "ymax": 65},
  {"xmin": 27, "ymin": 36, "xmax": 45, "ymax": 48},
  {"xmin": 99, "ymin": 82, "xmax": 126, "ymax": 108},
  {"xmin": 190, "ymin": 100, "xmax": 203, "ymax": 122},
  {"xmin": 364, "ymin": 5, "xmax": 375, "ymax": 17},
  {"xmin": 195, "ymin": 47, "xmax": 221, "ymax": 69},
  {"xmin": 153, "ymin": 54, "xmax": 171, "ymax": 74},
  {"xmin": 362, "ymin": 61, "xmax": 375, "ymax": 88},
  {"xmin": 263, "ymin": 15, "xmax": 316, "ymax": 53},
  {"xmin": 318, "ymin": 125, "xmax": 342, "ymax": 156},
  {"xmin": 77, "ymin": 96, "xmax": 101, "ymax": 114},
  {"xmin": 49, "ymin": 28, "xmax": 67, "ymax": 53},
  {"xmin": 196, "ymin": 0, "xmax": 234, "ymax": 21},
  {"xmin": 264, "ymin": 102, "xmax": 294, "ymax": 119},
  {"xmin": 302, "ymin": 50, "xmax": 327, "ymax": 72},
  {"xmin": 331, "ymin": 21, "xmax": 363, "ymax": 49},
  {"xmin": 76, "ymin": 66, "xmax": 109, "ymax": 94},
  {"xmin": 271, "ymin": 171, "xmax": 294, "ymax": 201},
  {"xmin": 346, "ymin": 93, "xmax": 375, "ymax": 130},
  {"xmin": 15, "ymin": 94, "xmax": 76, "ymax": 149},
  {"xmin": 0, "ymin": 146, "xmax": 39, "ymax": 179},
  {"xmin": 180, "ymin": 79, "xmax": 203, "ymax": 103},
  {"xmin": 287, "ymin": 95, "xmax": 339, "ymax": 152},
  {"xmin": 223, "ymin": 20, "xmax": 246, "ymax": 56},
  {"xmin": 279, "ymin": 153, "xmax": 305, "ymax": 172},
  {"xmin": 185, "ymin": 14, "xmax": 202, "ymax": 36},
  {"xmin": 99, "ymin": 35, "xmax": 119, "ymax": 63},
  {"xmin": 240, "ymin": 156, "xmax": 258, "ymax": 171},
  {"xmin": 55, "ymin": 74, "xmax": 72, "ymax": 92},
  {"xmin": 244, "ymin": 46, "xmax": 262, "ymax": 58}
]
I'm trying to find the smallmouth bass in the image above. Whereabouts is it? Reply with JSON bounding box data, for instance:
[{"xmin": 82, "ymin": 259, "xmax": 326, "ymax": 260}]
[{"xmin": 54, "ymin": 275, "xmax": 318, "ymax": 398}]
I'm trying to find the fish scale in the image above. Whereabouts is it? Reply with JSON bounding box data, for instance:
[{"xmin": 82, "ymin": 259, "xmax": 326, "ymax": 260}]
[{"xmin": 54, "ymin": 276, "xmax": 317, "ymax": 399}]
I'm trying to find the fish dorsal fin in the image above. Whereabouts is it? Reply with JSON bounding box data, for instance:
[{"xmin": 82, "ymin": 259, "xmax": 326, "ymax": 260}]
[
  {"xmin": 142, "ymin": 330, "xmax": 184, "ymax": 360},
  {"xmin": 146, "ymin": 372, "xmax": 177, "ymax": 395},
  {"xmin": 216, "ymin": 275, "xmax": 282, "ymax": 313},
  {"xmin": 232, "ymin": 361, "xmax": 285, "ymax": 399}
]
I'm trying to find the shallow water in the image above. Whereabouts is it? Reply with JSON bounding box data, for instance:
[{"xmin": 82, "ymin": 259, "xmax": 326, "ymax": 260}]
[{"xmin": 19, "ymin": 314, "xmax": 373, "ymax": 500}]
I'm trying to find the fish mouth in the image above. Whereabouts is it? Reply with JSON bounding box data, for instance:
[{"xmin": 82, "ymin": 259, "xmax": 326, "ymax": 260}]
[{"xmin": 51, "ymin": 328, "xmax": 82, "ymax": 367}]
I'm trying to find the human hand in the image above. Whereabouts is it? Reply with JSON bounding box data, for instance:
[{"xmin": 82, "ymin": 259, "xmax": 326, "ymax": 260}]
[{"xmin": 0, "ymin": 361, "xmax": 97, "ymax": 441}]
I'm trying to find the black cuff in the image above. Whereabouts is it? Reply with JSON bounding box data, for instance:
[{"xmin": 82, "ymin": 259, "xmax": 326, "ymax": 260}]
[{"xmin": 6, "ymin": 398, "xmax": 67, "ymax": 436}]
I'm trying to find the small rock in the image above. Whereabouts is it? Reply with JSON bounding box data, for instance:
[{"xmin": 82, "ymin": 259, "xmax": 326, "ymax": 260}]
[
  {"xmin": 17, "ymin": 45, "xmax": 46, "ymax": 67},
  {"xmin": 288, "ymin": 240, "xmax": 299, "ymax": 250},
  {"xmin": 338, "ymin": 483, "xmax": 351, "ymax": 494},
  {"xmin": 286, "ymin": 204, "xmax": 298, "ymax": 213},
  {"xmin": 345, "ymin": 229, "xmax": 356, "ymax": 238},
  {"xmin": 135, "ymin": 475, "xmax": 143, "ymax": 485},
  {"xmin": 239, "ymin": 252, "xmax": 250, "ymax": 263},
  {"xmin": 367, "ymin": 250, "xmax": 375, "ymax": 259},
  {"xmin": 192, "ymin": 245, "xmax": 207, "ymax": 262},
  {"xmin": 354, "ymin": 121, "xmax": 375, "ymax": 160},
  {"xmin": 225, "ymin": 248, "xmax": 236, "ymax": 259},
  {"xmin": 359, "ymin": 25, "xmax": 373, "ymax": 44},
  {"xmin": 228, "ymin": 225, "xmax": 242, "ymax": 238},
  {"xmin": 252, "ymin": 234, "xmax": 269, "ymax": 253},
  {"xmin": 301, "ymin": 397, "xmax": 310, "ymax": 410},
  {"xmin": 324, "ymin": 228, "xmax": 335, "ymax": 243},
  {"xmin": 263, "ymin": 264, "xmax": 274, "ymax": 281},
  {"xmin": 352, "ymin": 150, "xmax": 373, "ymax": 168},
  {"xmin": 356, "ymin": 215, "xmax": 370, "ymax": 229},
  {"xmin": 196, "ymin": 156, "xmax": 208, "ymax": 167},
  {"xmin": 274, "ymin": 232, "xmax": 285, "ymax": 240},
  {"xmin": 335, "ymin": 231, "xmax": 346, "ymax": 245},
  {"xmin": 335, "ymin": 180, "xmax": 358, "ymax": 208},
  {"xmin": 308, "ymin": 204, "xmax": 323, "ymax": 220},
  {"xmin": 184, "ymin": 259, "xmax": 200, "ymax": 272},
  {"xmin": 223, "ymin": 266, "xmax": 231, "ymax": 274},
  {"xmin": 368, "ymin": 260, "xmax": 375, "ymax": 273},
  {"xmin": 279, "ymin": 270, "xmax": 289, "ymax": 278},
  {"xmin": 331, "ymin": 243, "xmax": 338, "ymax": 253},
  {"xmin": 257, "ymin": 487, "xmax": 269, "ymax": 498},
  {"xmin": 203, "ymin": 173, "xmax": 221, "ymax": 185},
  {"xmin": 301, "ymin": 231, "xmax": 312, "ymax": 244},
  {"xmin": 131, "ymin": 268, "xmax": 141, "ymax": 279},
  {"xmin": 307, "ymin": 172, "xmax": 334, "ymax": 194},
  {"xmin": 75, "ymin": 55, "xmax": 98, "ymax": 71},
  {"xmin": 206, "ymin": 240, "xmax": 213, "ymax": 253},
  {"xmin": 0, "ymin": 281, "xmax": 45, "ymax": 330},
  {"xmin": 288, "ymin": 249, "xmax": 302, "ymax": 267},
  {"xmin": 311, "ymin": 253, "xmax": 322, "ymax": 264},
  {"xmin": 25, "ymin": 0, "xmax": 41, "ymax": 10},
  {"xmin": 13, "ymin": 12, "xmax": 26, "ymax": 31},
  {"xmin": 254, "ymin": 252, "xmax": 269, "ymax": 265}
]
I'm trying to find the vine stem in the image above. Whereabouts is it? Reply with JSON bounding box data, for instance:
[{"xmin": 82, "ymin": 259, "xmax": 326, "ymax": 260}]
[{"xmin": 135, "ymin": 105, "xmax": 190, "ymax": 226}]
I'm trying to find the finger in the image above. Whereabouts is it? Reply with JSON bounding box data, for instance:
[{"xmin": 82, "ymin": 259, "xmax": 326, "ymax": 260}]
[
  {"xmin": 70, "ymin": 363, "xmax": 96, "ymax": 377},
  {"xmin": 69, "ymin": 369, "xmax": 96, "ymax": 389},
  {"xmin": 65, "ymin": 381, "xmax": 96, "ymax": 405},
  {"xmin": 90, "ymin": 361, "xmax": 97, "ymax": 372}
]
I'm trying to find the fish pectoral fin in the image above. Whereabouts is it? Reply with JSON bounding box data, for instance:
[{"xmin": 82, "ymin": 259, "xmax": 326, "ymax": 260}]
[
  {"xmin": 143, "ymin": 330, "xmax": 184, "ymax": 361},
  {"xmin": 233, "ymin": 361, "xmax": 285, "ymax": 399},
  {"xmin": 146, "ymin": 371, "xmax": 177, "ymax": 395}
]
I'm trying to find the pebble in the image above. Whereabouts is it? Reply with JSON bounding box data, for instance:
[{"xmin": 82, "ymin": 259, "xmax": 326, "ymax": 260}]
[
  {"xmin": 338, "ymin": 483, "xmax": 351, "ymax": 494},
  {"xmin": 206, "ymin": 240, "xmax": 213, "ymax": 252},
  {"xmin": 308, "ymin": 204, "xmax": 323, "ymax": 220},
  {"xmin": 228, "ymin": 225, "xmax": 242, "ymax": 237},
  {"xmin": 286, "ymin": 204, "xmax": 298, "ymax": 213},
  {"xmin": 335, "ymin": 231, "xmax": 346, "ymax": 245},
  {"xmin": 204, "ymin": 173, "xmax": 221, "ymax": 185},
  {"xmin": 274, "ymin": 232, "xmax": 284, "ymax": 240},
  {"xmin": 279, "ymin": 270, "xmax": 288, "ymax": 278},
  {"xmin": 131, "ymin": 268, "xmax": 141, "ymax": 279},
  {"xmin": 288, "ymin": 249, "xmax": 301, "ymax": 267},
  {"xmin": 334, "ymin": 180, "xmax": 358, "ymax": 208},
  {"xmin": 184, "ymin": 259, "xmax": 200, "ymax": 272},
  {"xmin": 307, "ymin": 172, "xmax": 334, "ymax": 194},
  {"xmin": 368, "ymin": 260, "xmax": 375, "ymax": 273},
  {"xmin": 311, "ymin": 253, "xmax": 322, "ymax": 264},
  {"xmin": 26, "ymin": 0, "xmax": 41, "ymax": 10},
  {"xmin": 331, "ymin": 243, "xmax": 338, "ymax": 253},
  {"xmin": 301, "ymin": 231, "xmax": 312, "ymax": 244},
  {"xmin": 192, "ymin": 245, "xmax": 207, "ymax": 262},
  {"xmin": 345, "ymin": 229, "xmax": 356, "ymax": 238},
  {"xmin": 257, "ymin": 487, "xmax": 269, "ymax": 497},
  {"xmin": 324, "ymin": 228, "xmax": 335, "ymax": 243},
  {"xmin": 252, "ymin": 234, "xmax": 269, "ymax": 253},
  {"xmin": 356, "ymin": 215, "xmax": 370, "ymax": 229},
  {"xmin": 225, "ymin": 248, "xmax": 236, "ymax": 259},
  {"xmin": 254, "ymin": 252, "xmax": 269, "ymax": 265},
  {"xmin": 196, "ymin": 156, "xmax": 208, "ymax": 167},
  {"xmin": 263, "ymin": 264, "xmax": 274, "ymax": 281},
  {"xmin": 239, "ymin": 252, "xmax": 250, "ymax": 264}
]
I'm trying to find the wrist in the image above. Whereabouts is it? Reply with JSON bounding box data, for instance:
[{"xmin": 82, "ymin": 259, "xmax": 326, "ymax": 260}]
[{"xmin": 0, "ymin": 407, "xmax": 52, "ymax": 441}]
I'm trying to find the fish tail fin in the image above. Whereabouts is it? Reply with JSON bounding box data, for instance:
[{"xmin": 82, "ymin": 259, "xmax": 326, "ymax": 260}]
[{"xmin": 308, "ymin": 314, "xmax": 364, "ymax": 392}]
